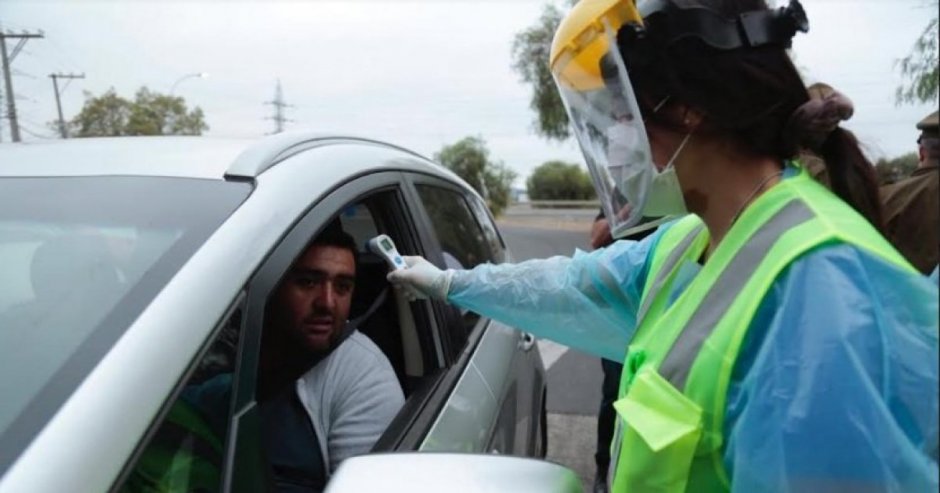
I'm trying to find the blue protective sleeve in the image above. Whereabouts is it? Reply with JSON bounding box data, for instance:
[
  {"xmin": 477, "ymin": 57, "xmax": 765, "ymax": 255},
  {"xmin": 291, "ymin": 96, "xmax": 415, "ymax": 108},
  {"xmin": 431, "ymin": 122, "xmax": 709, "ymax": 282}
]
[
  {"xmin": 930, "ymin": 265, "xmax": 938, "ymax": 286},
  {"xmin": 447, "ymin": 226, "xmax": 667, "ymax": 363},
  {"xmin": 724, "ymin": 244, "xmax": 939, "ymax": 492}
]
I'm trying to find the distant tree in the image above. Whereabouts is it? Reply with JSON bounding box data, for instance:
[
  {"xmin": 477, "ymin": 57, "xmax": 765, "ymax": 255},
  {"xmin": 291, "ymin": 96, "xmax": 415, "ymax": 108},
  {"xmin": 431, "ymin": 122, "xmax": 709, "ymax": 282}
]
[
  {"xmin": 875, "ymin": 152, "xmax": 920, "ymax": 185},
  {"xmin": 511, "ymin": 2, "xmax": 572, "ymax": 141},
  {"xmin": 68, "ymin": 89, "xmax": 132, "ymax": 137},
  {"xmin": 434, "ymin": 136, "xmax": 516, "ymax": 216},
  {"xmin": 896, "ymin": 1, "xmax": 939, "ymax": 105},
  {"xmin": 70, "ymin": 87, "xmax": 208, "ymax": 137},
  {"xmin": 527, "ymin": 160, "xmax": 596, "ymax": 202}
]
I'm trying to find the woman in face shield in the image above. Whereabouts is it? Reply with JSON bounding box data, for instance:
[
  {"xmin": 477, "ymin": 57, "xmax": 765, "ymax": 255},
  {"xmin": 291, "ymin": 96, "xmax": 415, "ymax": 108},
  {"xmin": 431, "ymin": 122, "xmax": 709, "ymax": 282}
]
[{"xmin": 389, "ymin": 0, "xmax": 939, "ymax": 491}]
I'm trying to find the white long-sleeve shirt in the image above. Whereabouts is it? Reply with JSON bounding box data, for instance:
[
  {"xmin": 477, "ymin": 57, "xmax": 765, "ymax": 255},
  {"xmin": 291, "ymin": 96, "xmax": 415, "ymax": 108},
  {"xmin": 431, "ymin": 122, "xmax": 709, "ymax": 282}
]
[{"xmin": 294, "ymin": 330, "xmax": 404, "ymax": 475}]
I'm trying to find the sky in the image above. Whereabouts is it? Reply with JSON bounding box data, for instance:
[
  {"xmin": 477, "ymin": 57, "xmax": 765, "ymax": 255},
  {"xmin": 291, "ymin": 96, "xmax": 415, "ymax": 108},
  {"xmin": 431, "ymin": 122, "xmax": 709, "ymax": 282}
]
[{"xmin": 3, "ymin": 0, "xmax": 937, "ymax": 187}]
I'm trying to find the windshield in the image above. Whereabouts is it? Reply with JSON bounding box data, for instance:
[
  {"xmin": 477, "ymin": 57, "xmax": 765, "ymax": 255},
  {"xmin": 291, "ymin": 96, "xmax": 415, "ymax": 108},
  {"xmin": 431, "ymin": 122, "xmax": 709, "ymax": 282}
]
[{"xmin": 0, "ymin": 176, "xmax": 250, "ymax": 462}]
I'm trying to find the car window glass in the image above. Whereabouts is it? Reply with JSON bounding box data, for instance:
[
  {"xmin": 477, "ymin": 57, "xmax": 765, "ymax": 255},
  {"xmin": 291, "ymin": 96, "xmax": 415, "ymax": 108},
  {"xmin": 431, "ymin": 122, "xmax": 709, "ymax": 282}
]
[
  {"xmin": 467, "ymin": 195, "xmax": 506, "ymax": 263},
  {"xmin": 118, "ymin": 308, "xmax": 242, "ymax": 493},
  {"xmin": 415, "ymin": 185, "xmax": 494, "ymax": 269},
  {"xmin": 0, "ymin": 176, "xmax": 248, "ymax": 459},
  {"xmin": 415, "ymin": 185, "xmax": 495, "ymax": 333}
]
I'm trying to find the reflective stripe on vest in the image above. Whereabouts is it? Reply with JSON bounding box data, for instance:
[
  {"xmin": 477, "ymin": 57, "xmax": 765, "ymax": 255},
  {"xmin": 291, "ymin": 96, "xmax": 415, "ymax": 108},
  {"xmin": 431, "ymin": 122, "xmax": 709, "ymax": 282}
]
[
  {"xmin": 610, "ymin": 164, "xmax": 913, "ymax": 493},
  {"xmin": 659, "ymin": 200, "xmax": 813, "ymax": 390},
  {"xmin": 636, "ymin": 223, "xmax": 705, "ymax": 324}
]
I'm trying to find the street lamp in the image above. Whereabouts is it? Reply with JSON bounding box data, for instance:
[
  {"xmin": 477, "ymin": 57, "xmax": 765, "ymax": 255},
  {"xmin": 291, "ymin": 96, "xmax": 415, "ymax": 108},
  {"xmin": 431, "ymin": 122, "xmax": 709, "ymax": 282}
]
[{"xmin": 169, "ymin": 72, "xmax": 208, "ymax": 95}]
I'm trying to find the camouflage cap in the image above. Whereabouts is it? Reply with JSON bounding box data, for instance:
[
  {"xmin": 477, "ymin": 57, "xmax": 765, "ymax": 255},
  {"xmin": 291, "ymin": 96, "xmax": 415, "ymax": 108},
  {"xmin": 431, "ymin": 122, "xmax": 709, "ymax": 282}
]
[{"xmin": 916, "ymin": 110, "xmax": 939, "ymax": 132}]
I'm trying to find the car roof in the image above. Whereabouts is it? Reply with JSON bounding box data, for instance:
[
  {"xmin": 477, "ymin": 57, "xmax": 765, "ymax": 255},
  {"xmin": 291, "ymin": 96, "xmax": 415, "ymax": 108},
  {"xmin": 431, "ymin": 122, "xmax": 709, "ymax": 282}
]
[
  {"xmin": 0, "ymin": 132, "xmax": 450, "ymax": 181},
  {"xmin": 0, "ymin": 136, "xmax": 248, "ymax": 179}
]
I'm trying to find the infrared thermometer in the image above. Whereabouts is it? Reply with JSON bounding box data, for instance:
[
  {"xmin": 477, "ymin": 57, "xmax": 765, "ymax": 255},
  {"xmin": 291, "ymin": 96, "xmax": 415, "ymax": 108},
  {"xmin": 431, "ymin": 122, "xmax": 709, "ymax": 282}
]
[{"xmin": 368, "ymin": 234, "xmax": 407, "ymax": 271}]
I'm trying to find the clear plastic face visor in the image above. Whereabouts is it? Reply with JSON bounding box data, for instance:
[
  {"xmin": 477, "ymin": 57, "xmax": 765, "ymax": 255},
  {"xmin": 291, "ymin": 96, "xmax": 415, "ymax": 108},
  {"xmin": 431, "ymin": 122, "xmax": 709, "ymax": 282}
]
[{"xmin": 552, "ymin": 21, "xmax": 672, "ymax": 238}]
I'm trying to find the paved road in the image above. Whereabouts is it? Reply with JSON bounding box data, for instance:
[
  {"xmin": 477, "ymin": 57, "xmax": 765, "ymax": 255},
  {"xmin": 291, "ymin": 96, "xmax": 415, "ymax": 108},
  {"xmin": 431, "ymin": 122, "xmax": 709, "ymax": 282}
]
[
  {"xmin": 498, "ymin": 204, "xmax": 598, "ymax": 233},
  {"xmin": 496, "ymin": 220, "xmax": 604, "ymax": 491}
]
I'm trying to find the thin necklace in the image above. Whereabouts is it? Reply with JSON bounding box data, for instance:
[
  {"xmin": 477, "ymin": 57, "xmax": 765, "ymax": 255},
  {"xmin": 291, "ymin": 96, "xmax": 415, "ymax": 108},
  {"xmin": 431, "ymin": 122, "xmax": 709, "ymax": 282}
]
[{"xmin": 730, "ymin": 170, "xmax": 784, "ymax": 226}]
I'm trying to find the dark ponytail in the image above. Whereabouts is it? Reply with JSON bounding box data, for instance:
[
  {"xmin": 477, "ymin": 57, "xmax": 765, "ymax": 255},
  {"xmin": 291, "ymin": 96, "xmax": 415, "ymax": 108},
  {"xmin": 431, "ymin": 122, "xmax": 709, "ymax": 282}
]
[
  {"xmin": 818, "ymin": 128, "xmax": 885, "ymax": 232},
  {"xmin": 784, "ymin": 86, "xmax": 885, "ymax": 231}
]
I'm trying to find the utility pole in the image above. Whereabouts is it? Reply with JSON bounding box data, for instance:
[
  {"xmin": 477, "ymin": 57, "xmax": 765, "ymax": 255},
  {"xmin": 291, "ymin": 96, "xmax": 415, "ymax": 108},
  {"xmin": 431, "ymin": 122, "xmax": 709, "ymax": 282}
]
[
  {"xmin": 49, "ymin": 72, "xmax": 84, "ymax": 138},
  {"xmin": 0, "ymin": 27, "xmax": 44, "ymax": 142},
  {"xmin": 264, "ymin": 79, "xmax": 293, "ymax": 134}
]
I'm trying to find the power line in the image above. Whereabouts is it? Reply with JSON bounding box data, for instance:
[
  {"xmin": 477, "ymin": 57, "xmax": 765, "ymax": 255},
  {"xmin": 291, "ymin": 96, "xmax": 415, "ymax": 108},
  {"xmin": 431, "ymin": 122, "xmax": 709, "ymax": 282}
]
[
  {"xmin": 11, "ymin": 68, "xmax": 35, "ymax": 79},
  {"xmin": 19, "ymin": 122, "xmax": 55, "ymax": 140},
  {"xmin": 18, "ymin": 115, "xmax": 52, "ymax": 129},
  {"xmin": 60, "ymin": 77, "xmax": 75, "ymax": 93},
  {"xmin": 40, "ymin": 35, "xmax": 85, "ymax": 74}
]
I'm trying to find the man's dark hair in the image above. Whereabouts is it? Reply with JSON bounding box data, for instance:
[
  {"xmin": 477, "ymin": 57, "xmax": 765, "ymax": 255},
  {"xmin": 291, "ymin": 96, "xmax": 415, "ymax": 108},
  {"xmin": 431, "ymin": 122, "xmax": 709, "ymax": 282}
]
[{"xmin": 310, "ymin": 220, "xmax": 358, "ymax": 266}]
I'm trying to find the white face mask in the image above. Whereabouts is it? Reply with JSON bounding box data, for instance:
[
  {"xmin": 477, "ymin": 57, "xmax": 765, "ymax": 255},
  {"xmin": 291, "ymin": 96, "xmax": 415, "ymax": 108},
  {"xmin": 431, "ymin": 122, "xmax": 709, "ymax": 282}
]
[{"xmin": 629, "ymin": 132, "xmax": 692, "ymax": 217}]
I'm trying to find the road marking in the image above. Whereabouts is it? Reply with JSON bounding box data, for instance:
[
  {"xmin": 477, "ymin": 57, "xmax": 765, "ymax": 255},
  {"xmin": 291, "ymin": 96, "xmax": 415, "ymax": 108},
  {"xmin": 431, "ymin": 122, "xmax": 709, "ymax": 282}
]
[{"xmin": 538, "ymin": 339, "xmax": 569, "ymax": 370}]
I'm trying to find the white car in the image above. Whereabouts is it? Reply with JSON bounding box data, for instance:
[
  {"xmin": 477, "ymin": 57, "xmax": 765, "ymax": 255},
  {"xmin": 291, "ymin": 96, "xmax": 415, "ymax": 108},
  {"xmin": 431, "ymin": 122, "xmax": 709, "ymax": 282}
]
[{"xmin": 0, "ymin": 133, "xmax": 550, "ymax": 492}]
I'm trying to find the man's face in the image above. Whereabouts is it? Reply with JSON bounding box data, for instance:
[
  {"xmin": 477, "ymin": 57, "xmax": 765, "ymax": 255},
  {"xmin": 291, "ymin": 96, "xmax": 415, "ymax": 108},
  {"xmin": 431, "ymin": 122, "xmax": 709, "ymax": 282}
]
[
  {"xmin": 919, "ymin": 134, "xmax": 940, "ymax": 167},
  {"xmin": 271, "ymin": 244, "xmax": 355, "ymax": 353}
]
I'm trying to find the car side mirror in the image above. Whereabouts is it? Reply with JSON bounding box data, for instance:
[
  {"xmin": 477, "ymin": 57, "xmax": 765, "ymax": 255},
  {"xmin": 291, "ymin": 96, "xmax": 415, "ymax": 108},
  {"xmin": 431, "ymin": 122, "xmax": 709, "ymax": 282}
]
[{"xmin": 324, "ymin": 452, "xmax": 583, "ymax": 493}]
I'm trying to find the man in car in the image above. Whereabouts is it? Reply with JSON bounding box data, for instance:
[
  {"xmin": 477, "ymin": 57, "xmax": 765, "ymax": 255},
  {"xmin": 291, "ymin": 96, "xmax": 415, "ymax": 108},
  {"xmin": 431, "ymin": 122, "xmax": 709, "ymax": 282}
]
[{"xmin": 258, "ymin": 222, "xmax": 405, "ymax": 492}]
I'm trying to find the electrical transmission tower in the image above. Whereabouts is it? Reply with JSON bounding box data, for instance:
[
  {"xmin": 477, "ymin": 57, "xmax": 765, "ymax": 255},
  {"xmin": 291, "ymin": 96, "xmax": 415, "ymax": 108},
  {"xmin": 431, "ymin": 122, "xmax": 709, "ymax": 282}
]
[
  {"xmin": 50, "ymin": 72, "xmax": 84, "ymax": 138},
  {"xmin": 0, "ymin": 27, "xmax": 44, "ymax": 142},
  {"xmin": 265, "ymin": 79, "xmax": 293, "ymax": 134}
]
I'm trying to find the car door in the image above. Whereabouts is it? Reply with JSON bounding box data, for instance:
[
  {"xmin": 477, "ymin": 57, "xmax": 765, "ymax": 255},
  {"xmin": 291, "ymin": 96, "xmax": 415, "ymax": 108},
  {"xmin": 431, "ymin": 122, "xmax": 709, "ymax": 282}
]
[
  {"xmin": 99, "ymin": 141, "xmax": 546, "ymax": 493},
  {"xmin": 402, "ymin": 172, "xmax": 546, "ymax": 457}
]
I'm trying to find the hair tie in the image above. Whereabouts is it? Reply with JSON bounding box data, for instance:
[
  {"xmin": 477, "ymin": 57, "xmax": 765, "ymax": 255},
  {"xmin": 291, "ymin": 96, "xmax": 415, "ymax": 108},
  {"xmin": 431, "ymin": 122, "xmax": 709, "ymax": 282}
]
[{"xmin": 785, "ymin": 86, "xmax": 854, "ymax": 151}]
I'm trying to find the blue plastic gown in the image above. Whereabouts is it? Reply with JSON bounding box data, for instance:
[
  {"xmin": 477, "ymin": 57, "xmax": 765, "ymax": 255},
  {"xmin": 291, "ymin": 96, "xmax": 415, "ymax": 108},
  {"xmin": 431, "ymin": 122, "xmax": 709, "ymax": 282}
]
[{"xmin": 447, "ymin": 221, "xmax": 939, "ymax": 491}]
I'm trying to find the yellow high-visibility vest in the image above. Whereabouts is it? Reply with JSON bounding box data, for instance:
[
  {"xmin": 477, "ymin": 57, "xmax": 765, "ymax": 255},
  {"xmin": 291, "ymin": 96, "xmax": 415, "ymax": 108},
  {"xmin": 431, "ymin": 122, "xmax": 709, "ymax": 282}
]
[{"xmin": 610, "ymin": 165, "xmax": 913, "ymax": 492}]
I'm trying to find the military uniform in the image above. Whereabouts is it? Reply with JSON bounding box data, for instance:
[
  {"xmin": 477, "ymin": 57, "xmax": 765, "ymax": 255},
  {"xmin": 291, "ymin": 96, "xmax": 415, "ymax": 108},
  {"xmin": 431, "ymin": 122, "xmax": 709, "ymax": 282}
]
[{"xmin": 881, "ymin": 111, "xmax": 939, "ymax": 274}]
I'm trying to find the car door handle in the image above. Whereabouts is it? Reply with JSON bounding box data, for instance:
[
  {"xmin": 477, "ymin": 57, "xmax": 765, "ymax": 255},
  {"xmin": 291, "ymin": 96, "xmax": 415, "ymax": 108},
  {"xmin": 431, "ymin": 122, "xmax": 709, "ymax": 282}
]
[{"xmin": 518, "ymin": 332, "xmax": 536, "ymax": 352}]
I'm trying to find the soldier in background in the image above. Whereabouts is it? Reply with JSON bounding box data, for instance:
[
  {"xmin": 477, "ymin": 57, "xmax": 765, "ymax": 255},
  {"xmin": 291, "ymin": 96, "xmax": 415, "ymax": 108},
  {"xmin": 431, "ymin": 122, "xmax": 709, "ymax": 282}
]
[{"xmin": 881, "ymin": 110, "xmax": 939, "ymax": 274}]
